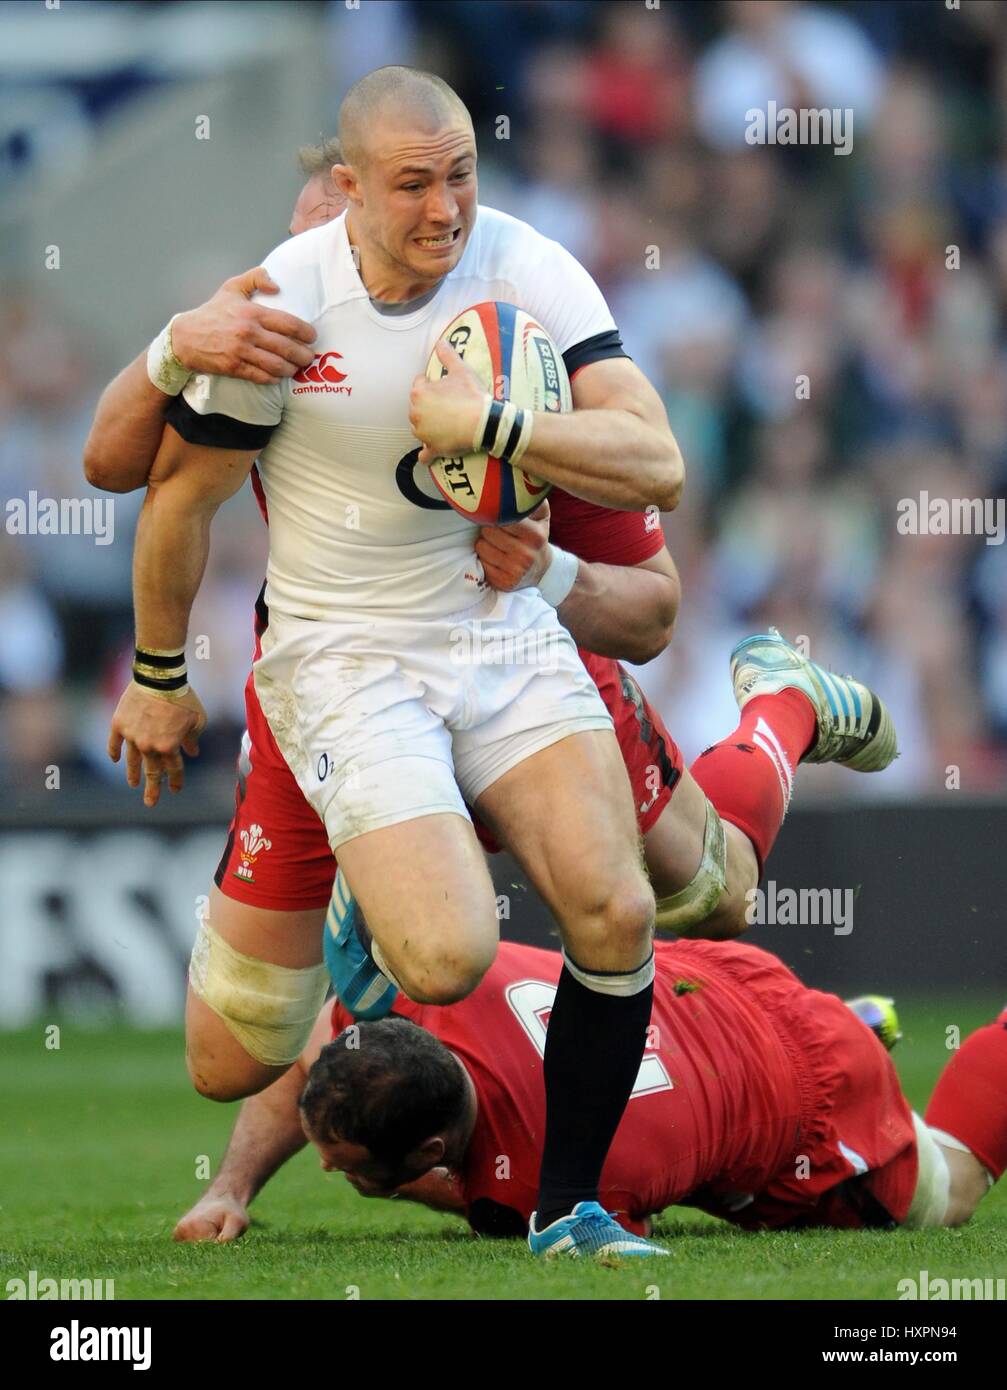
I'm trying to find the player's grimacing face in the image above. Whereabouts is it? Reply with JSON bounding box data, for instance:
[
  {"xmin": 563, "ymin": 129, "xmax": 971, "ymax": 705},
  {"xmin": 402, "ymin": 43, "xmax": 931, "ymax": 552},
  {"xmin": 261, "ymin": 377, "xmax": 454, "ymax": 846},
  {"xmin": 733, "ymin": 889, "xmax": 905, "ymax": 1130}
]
[{"xmin": 361, "ymin": 118, "xmax": 477, "ymax": 280}]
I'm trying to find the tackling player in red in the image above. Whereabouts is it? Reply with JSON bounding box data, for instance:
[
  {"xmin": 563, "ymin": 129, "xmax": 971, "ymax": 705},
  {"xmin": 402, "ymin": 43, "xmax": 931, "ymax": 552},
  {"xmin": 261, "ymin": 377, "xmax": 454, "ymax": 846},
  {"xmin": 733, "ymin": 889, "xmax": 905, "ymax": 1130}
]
[{"xmin": 173, "ymin": 936, "xmax": 1005, "ymax": 1253}]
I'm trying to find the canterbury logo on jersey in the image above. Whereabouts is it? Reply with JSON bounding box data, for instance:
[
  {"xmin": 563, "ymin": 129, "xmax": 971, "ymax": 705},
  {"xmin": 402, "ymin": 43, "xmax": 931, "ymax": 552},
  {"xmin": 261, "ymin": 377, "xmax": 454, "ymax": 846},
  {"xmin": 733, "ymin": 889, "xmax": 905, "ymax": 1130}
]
[{"xmin": 292, "ymin": 351, "xmax": 352, "ymax": 394}]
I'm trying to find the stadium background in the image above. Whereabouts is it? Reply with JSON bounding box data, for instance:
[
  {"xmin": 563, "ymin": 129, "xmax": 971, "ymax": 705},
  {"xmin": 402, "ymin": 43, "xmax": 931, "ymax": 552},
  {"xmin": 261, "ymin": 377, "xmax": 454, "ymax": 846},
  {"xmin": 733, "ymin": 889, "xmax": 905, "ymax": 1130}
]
[
  {"xmin": 3, "ymin": 0, "xmax": 1007, "ymax": 1308},
  {"xmin": 0, "ymin": 0, "xmax": 1004, "ymax": 1019}
]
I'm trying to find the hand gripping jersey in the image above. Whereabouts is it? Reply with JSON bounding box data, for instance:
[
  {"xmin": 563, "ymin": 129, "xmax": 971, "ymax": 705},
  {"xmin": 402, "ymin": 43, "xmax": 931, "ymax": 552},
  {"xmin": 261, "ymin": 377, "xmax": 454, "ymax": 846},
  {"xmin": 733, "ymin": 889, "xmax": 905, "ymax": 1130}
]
[{"xmin": 165, "ymin": 207, "xmax": 627, "ymax": 623}]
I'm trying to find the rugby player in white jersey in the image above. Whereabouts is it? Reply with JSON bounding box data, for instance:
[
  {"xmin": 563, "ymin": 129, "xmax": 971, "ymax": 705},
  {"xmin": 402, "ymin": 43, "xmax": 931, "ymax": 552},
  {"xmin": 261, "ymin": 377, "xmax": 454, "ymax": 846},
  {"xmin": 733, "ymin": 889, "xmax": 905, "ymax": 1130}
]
[
  {"xmin": 103, "ymin": 66, "xmax": 691, "ymax": 1258},
  {"xmin": 87, "ymin": 137, "xmax": 895, "ymax": 1029},
  {"xmin": 93, "ymin": 69, "xmax": 897, "ymax": 1258}
]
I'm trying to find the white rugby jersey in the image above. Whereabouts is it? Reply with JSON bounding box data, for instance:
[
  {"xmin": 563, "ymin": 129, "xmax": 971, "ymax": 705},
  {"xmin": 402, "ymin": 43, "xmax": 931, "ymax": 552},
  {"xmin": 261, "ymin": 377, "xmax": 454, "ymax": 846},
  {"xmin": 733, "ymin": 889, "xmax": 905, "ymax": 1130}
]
[{"xmin": 165, "ymin": 206, "xmax": 627, "ymax": 622}]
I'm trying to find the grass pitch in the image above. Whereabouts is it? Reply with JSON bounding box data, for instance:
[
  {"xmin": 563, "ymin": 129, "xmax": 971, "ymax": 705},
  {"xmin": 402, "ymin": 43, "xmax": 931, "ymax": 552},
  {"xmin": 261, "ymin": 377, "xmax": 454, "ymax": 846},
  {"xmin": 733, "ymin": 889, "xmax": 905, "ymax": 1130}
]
[{"xmin": 2, "ymin": 998, "xmax": 1005, "ymax": 1301}]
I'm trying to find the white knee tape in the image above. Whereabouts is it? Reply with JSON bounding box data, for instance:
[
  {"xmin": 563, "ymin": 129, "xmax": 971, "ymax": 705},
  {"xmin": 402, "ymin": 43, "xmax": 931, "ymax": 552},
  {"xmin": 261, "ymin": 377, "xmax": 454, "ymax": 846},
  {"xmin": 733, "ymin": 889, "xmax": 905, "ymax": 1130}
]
[
  {"xmin": 903, "ymin": 1113, "xmax": 952, "ymax": 1229},
  {"xmin": 653, "ymin": 799, "xmax": 727, "ymax": 933},
  {"xmin": 189, "ymin": 911, "xmax": 329, "ymax": 1068}
]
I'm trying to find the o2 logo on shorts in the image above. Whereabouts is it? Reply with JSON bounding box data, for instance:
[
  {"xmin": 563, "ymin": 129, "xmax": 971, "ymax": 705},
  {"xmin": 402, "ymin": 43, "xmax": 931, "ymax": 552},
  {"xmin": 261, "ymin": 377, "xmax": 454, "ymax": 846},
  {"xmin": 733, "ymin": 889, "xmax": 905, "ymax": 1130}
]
[
  {"xmin": 395, "ymin": 447, "xmax": 451, "ymax": 512},
  {"xmin": 317, "ymin": 752, "xmax": 331, "ymax": 781}
]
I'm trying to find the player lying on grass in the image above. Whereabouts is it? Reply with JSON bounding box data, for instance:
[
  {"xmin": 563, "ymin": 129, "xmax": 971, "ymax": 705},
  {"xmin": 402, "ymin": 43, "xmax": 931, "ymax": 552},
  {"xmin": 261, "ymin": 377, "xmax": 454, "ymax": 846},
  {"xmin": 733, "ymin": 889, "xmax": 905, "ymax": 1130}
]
[
  {"xmin": 173, "ymin": 936, "xmax": 1005, "ymax": 1253},
  {"xmin": 84, "ymin": 135, "xmax": 899, "ymax": 1048}
]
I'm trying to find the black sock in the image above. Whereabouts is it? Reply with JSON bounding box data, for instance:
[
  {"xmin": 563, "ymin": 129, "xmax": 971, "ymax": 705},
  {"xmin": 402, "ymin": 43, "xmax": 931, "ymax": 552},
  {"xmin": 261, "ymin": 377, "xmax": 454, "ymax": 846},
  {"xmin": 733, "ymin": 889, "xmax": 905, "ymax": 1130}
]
[{"xmin": 537, "ymin": 958, "xmax": 654, "ymax": 1228}]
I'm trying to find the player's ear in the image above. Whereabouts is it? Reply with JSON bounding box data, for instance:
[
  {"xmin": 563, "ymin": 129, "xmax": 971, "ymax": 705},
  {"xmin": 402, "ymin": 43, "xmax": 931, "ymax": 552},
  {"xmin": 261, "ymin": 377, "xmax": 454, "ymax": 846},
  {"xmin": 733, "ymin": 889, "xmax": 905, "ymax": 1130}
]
[
  {"xmin": 416, "ymin": 1136, "xmax": 446, "ymax": 1168},
  {"xmin": 331, "ymin": 163, "xmax": 361, "ymax": 206}
]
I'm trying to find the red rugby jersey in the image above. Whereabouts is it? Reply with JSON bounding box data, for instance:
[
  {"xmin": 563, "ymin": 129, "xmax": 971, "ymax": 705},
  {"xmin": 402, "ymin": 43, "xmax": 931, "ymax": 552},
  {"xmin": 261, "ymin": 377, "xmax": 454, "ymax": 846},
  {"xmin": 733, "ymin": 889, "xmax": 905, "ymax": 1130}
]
[
  {"xmin": 548, "ymin": 488, "xmax": 665, "ymax": 567},
  {"xmin": 330, "ymin": 939, "xmax": 805, "ymax": 1234}
]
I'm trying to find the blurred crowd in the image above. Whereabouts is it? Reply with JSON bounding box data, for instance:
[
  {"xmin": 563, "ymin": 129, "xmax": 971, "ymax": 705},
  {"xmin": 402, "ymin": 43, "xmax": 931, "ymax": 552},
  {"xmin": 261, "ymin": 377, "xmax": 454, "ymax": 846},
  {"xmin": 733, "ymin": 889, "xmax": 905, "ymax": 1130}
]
[{"xmin": 2, "ymin": 0, "xmax": 1006, "ymax": 803}]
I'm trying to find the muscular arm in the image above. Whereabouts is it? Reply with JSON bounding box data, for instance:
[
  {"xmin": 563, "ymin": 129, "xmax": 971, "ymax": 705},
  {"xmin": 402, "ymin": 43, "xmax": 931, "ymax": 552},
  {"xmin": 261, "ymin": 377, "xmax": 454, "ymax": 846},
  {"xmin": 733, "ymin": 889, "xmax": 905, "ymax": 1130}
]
[
  {"xmin": 557, "ymin": 548, "xmax": 679, "ymax": 664},
  {"xmin": 83, "ymin": 268, "xmax": 316, "ymax": 494},
  {"xmin": 106, "ymin": 426, "xmax": 259, "ymax": 805},
  {"xmin": 520, "ymin": 358, "xmax": 684, "ymax": 512},
  {"xmin": 413, "ymin": 349, "xmax": 685, "ymax": 513},
  {"xmin": 173, "ymin": 1007, "xmax": 467, "ymax": 1241},
  {"xmin": 173, "ymin": 1016, "xmax": 321, "ymax": 1241},
  {"xmin": 83, "ymin": 353, "xmax": 169, "ymax": 494},
  {"xmin": 133, "ymin": 426, "xmax": 258, "ymax": 650},
  {"xmin": 204, "ymin": 1051, "xmax": 311, "ymax": 1210}
]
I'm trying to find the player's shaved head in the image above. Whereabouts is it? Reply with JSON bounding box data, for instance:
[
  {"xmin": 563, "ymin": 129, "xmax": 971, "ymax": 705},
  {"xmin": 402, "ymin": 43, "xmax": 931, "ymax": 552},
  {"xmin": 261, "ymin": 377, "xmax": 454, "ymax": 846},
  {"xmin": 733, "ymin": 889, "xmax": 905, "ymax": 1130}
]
[
  {"xmin": 332, "ymin": 66, "xmax": 478, "ymax": 301},
  {"xmin": 338, "ymin": 65, "xmax": 473, "ymax": 173}
]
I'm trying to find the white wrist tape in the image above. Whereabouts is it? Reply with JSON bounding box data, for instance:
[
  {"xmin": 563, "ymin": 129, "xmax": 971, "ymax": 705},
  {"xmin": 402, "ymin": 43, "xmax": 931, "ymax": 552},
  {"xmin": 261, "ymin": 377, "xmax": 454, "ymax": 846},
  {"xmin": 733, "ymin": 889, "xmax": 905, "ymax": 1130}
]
[
  {"xmin": 146, "ymin": 315, "xmax": 190, "ymax": 396},
  {"xmin": 132, "ymin": 644, "xmax": 188, "ymax": 700},
  {"xmin": 537, "ymin": 544, "xmax": 579, "ymax": 607}
]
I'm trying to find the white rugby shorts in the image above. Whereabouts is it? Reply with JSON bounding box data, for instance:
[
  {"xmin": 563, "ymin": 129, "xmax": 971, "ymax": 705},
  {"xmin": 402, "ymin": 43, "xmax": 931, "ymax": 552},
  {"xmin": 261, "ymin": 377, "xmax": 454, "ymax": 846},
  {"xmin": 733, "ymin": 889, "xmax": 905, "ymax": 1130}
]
[{"xmin": 252, "ymin": 587, "xmax": 612, "ymax": 850}]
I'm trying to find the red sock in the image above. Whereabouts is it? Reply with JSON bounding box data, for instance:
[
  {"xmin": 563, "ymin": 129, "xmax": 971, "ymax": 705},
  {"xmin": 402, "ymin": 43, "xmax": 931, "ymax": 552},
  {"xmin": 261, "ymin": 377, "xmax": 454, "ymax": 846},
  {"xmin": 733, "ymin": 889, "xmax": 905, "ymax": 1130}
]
[
  {"xmin": 924, "ymin": 1007, "xmax": 1007, "ymax": 1180},
  {"xmin": 690, "ymin": 691, "xmax": 816, "ymax": 872}
]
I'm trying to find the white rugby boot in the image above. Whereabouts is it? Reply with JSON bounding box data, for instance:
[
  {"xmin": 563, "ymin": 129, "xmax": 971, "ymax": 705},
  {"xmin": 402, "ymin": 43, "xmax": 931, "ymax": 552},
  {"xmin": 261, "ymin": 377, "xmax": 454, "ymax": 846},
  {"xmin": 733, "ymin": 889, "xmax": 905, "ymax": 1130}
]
[{"xmin": 729, "ymin": 627, "xmax": 898, "ymax": 772}]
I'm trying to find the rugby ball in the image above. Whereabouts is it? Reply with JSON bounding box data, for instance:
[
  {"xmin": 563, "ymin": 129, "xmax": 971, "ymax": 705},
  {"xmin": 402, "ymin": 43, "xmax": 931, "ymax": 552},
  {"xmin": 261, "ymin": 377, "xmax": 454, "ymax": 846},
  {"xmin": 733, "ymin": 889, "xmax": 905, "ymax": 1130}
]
[{"xmin": 425, "ymin": 301, "xmax": 571, "ymax": 525}]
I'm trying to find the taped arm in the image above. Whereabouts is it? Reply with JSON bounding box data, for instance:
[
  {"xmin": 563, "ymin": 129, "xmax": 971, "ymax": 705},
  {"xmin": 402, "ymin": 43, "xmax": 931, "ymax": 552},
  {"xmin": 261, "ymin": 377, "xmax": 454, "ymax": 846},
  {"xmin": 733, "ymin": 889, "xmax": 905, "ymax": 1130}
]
[{"xmin": 477, "ymin": 499, "xmax": 680, "ymax": 663}]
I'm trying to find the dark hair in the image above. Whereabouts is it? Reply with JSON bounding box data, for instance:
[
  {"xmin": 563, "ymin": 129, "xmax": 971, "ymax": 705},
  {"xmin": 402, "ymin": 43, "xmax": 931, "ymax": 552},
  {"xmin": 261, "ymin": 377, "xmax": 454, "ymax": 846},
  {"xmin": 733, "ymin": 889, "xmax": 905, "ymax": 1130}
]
[{"xmin": 299, "ymin": 1018, "xmax": 467, "ymax": 1164}]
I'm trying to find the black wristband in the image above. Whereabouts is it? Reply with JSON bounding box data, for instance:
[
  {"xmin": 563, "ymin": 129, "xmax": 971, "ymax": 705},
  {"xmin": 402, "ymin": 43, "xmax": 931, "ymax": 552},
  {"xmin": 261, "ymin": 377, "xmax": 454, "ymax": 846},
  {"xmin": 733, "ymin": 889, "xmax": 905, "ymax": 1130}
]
[
  {"xmin": 133, "ymin": 645, "xmax": 187, "ymax": 693},
  {"xmin": 132, "ymin": 668, "xmax": 189, "ymax": 693},
  {"xmin": 480, "ymin": 399, "xmax": 506, "ymax": 454},
  {"xmin": 499, "ymin": 407, "xmax": 525, "ymax": 463}
]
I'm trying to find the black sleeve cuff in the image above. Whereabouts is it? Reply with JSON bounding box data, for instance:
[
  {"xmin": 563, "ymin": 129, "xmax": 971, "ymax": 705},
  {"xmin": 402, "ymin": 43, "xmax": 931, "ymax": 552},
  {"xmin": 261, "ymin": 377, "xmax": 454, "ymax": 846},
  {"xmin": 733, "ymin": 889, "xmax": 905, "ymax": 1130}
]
[
  {"xmin": 562, "ymin": 328, "xmax": 630, "ymax": 378},
  {"xmin": 164, "ymin": 394, "xmax": 277, "ymax": 451}
]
